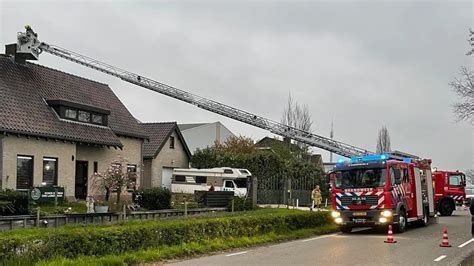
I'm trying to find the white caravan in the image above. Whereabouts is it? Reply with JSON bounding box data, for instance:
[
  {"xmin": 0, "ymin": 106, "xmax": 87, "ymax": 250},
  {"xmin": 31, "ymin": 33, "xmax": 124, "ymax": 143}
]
[{"xmin": 171, "ymin": 167, "xmax": 251, "ymax": 197}]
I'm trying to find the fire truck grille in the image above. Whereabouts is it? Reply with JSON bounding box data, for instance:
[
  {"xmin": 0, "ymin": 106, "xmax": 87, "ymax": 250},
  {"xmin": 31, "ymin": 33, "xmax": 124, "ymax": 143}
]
[{"xmin": 340, "ymin": 195, "xmax": 379, "ymax": 206}]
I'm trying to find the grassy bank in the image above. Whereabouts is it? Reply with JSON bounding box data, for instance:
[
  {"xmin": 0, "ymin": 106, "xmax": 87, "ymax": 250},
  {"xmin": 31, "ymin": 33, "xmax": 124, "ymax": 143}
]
[
  {"xmin": 39, "ymin": 224, "xmax": 338, "ymax": 266},
  {"xmin": 0, "ymin": 209, "xmax": 335, "ymax": 265}
]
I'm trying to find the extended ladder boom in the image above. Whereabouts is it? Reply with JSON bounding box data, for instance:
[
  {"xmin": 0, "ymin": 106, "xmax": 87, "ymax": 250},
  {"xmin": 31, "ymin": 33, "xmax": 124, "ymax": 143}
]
[{"xmin": 13, "ymin": 27, "xmax": 372, "ymax": 158}]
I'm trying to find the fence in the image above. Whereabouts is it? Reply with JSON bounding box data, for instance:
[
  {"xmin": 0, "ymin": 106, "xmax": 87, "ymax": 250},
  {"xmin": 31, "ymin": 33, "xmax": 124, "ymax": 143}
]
[
  {"xmin": 257, "ymin": 175, "xmax": 326, "ymax": 206},
  {"xmin": 0, "ymin": 207, "xmax": 225, "ymax": 232}
]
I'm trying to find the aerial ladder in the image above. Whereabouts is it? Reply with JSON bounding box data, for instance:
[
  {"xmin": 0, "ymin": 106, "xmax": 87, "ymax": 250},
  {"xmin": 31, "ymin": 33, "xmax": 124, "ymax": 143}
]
[{"xmin": 9, "ymin": 26, "xmax": 385, "ymax": 159}]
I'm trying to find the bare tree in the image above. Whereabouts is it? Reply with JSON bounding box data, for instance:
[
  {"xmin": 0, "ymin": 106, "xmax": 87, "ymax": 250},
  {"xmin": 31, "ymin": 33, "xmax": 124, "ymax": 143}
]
[
  {"xmin": 281, "ymin": 93, "xmax": 313, "ymax": 154},
  {"xmin": 465, "ymin": 169, "xmax": 474, "ymax": 186},
  {"xmin": 376, "ymin": 126, "xmax": 391, "ymax": 154},
  {"xmin": 450, "ymin": 29, "xmax": 474, "ymax": 124},
  {"xmin": 281, "ymin": 93, "xmax": 313, "ymax": 132},
  {"xmin": 450, "ymin": 67, "xmax": 474, "ymax": 124}
]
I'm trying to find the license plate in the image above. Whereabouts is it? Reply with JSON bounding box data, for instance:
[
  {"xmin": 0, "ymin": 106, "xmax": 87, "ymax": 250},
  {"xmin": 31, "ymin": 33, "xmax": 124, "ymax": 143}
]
[
  {"xmin": 353, "ymin": 212, "xmax": 367, "ymax": 216},
  {"xmin": 353, "ymin": 218, "xmax": 367, "ymax": 223}
]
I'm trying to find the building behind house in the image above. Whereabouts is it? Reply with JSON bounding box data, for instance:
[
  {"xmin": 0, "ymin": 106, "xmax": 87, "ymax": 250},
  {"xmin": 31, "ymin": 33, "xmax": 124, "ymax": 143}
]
[
  {"xmin": 140, "ymin": 122, "xmax": 191, "ymax": 189},
  {"xmin": 178, "ymin": 122, "xmax": 235, "ymax": 154},
  {"xmin": 0, "ymin": 54, "xmax": 147, "ymax": 200}
]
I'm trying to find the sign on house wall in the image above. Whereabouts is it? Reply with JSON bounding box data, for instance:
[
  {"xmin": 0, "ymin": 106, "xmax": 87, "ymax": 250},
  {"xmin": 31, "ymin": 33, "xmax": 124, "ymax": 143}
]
[{"xmin": 30, "ymin": 186, "xmax": 65, "ymax": 203}]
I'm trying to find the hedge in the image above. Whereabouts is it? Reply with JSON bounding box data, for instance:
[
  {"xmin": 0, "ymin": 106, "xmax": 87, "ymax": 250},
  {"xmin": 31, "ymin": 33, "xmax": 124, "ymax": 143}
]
[
  {"xmin": 0, "ymin": 210, "xmax": 330, "ymax": 263},
  {"xmin": 133, "ymin": 187, "xmax": 171, "ymax": 210},
  {"xmin": 0, "ymin": 189, "xmax": 29, "ymax": 215}
]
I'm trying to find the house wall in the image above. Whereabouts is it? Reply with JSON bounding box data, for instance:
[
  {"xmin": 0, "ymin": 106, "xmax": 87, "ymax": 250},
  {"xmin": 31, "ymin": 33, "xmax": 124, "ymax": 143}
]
[
  {"xmin": 150, "ymin": 130, "xmax": 189, "ymax": 187},
  {"xmin": 142, "ymin": 159, "xmax": 152, "ymax": 188},
  {"xmin": 2, "ymin": 135, "xmax": 76, "ymax": 197},
  {"xmin": 181, "ymin": 122, "xmax": 234, "ymax": 154},
  {"xmin": 75, "ymin": 136, "xmax": 143, "ymax": 197},
  {"xmin": 0, "ymin": 135, "xmax": 3, "ymax": 189}
]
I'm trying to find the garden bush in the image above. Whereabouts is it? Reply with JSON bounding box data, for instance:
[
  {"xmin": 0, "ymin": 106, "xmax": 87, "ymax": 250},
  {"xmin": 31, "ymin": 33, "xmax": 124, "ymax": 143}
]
[
  {"xmin": 0, "ymin": 189, "xmax": 29, "ymax": 215},
  {"xmin": 133, "ymin": 187, "xmax": 171, "ymax": 210},
  {"xmin": 0, "ymin": 209, "xmax": 330, "ymax": 263},
  {"xmin": 226, "ymin": 196, "xmax": 256, "ymax": 211}
]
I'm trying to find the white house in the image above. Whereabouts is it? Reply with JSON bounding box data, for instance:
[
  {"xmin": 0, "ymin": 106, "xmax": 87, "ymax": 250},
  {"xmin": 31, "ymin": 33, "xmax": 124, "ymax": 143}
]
[{"xmin": 178, "ymin": 122, "xmax": 235, "ymax": 154}]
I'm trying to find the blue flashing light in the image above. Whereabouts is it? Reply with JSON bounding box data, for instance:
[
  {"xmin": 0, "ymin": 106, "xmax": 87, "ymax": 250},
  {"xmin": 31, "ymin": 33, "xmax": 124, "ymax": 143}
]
[
  {"xmin": 351, "ymin": 154, "xmax": 390, "ymax": 163},
  {"xmin": 403, "ymin": 158, "xmax": 412, "ymax": 163},
  {"xmin": 336, "ymin": 159, "xmax": 345, "ymax": 164}
]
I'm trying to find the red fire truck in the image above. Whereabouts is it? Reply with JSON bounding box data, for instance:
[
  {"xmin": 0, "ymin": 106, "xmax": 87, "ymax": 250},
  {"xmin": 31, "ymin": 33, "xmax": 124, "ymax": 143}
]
[
  {"xmin": 329, "ymin": 154, "xmax": 435, "ymax": 233},
  {"xmin": 432, "ymin": 170, "xmax": 466, "ymax": 216}
]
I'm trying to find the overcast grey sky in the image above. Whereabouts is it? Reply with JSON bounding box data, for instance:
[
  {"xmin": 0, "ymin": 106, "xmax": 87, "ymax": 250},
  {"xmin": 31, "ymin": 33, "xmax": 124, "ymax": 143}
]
[{"xmin": 0, "ymin": 1, "xmax": 472, "ymax": 170}]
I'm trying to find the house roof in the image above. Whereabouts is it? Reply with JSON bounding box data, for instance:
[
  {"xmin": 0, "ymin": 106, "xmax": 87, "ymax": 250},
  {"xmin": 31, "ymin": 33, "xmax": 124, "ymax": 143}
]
[
  {"xmin": 0, "ymin": 54, "xmax": 146, "ymax": 147},
  {"xmin": 140, "ymin": 122, "xmax": 191, "ymax": 159}
]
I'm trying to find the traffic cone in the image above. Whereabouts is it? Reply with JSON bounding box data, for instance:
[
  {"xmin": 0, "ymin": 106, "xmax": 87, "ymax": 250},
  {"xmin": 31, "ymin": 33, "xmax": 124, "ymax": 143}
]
[
  {"xmin": 384, "ymin": 225, "xmax": 397, "ymax": 243},
  {"xmin": 439, "ymin": 226, "xmax": 451, "ymax": 247}
]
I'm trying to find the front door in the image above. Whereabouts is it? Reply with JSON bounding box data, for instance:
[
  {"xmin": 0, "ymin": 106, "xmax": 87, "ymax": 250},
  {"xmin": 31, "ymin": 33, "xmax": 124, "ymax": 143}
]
[
  {"xmin": 162, "ymin": 167, "xmax": 173, "ymax": 189},
  {"xmin": 75, "ymin": 161, "xmax": 88, "ymax": 199}
]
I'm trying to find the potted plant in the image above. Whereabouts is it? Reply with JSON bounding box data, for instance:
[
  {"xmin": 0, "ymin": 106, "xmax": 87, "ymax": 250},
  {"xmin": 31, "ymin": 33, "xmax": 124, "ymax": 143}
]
[{"xmin": 94, "ymin": 200, "xmax": 109, "ymax": 213}]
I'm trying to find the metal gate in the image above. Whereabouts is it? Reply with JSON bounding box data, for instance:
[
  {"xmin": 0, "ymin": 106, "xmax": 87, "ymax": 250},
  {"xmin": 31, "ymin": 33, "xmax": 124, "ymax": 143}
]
[{"xmin": 257, "ymin": 175, "xmax": 319, "ymax": 206}]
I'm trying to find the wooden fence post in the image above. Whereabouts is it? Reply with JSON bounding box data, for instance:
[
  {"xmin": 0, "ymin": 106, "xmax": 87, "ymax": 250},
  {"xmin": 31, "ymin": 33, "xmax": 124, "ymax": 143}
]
[{"xmin": 36, "ymin": 207, "xmax": 40, "ymax": 228}]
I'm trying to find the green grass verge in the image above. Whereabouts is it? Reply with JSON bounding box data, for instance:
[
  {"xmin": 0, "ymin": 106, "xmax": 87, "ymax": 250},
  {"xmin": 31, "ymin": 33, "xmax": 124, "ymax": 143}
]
[{"xmin": 38, "ymin": 224, "xmax": 338, "ymax": 266}]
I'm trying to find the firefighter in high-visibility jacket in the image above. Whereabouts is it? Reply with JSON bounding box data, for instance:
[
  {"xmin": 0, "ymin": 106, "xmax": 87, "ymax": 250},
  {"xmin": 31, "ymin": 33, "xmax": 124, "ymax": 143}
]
[{"xmin": 312, "ymin": 185, "xmax": 322, "ymax": 209}]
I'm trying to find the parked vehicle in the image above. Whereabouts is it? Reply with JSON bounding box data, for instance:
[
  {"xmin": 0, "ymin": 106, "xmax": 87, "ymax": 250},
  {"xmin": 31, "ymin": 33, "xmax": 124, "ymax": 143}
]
[
  {"xmin": 329, "ymin": 154, "xmax": 434, "ymax": 233},
  {"xmin": 432, "ymin": 170, "xmax": 466, "ymax": 216},
  {"xmin": 171, "ymin": 167, "xmax": 251, "ymax": 197}
]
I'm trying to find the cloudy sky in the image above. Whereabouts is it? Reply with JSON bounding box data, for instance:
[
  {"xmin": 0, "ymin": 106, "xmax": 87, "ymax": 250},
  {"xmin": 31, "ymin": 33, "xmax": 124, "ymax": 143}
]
[{"xmin": 0, "ymin": 1, "xmax": 472, "ymax": 170}]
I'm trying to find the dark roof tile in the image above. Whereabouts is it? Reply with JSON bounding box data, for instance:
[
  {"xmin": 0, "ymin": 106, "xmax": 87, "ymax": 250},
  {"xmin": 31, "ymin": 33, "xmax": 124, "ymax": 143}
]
[
  {"xmin": 141, "ymin": 122, "xmax": 191, "ymax": 159},
  {"xmin": 0, "ymin": 54, "xmax": 146, "ymax": 146}
]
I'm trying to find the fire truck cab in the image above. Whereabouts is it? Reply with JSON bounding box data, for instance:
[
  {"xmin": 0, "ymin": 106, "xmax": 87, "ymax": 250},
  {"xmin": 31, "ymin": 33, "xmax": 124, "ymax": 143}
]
[
  {"xmin": 329, "ymin": 154, "xmax": 434, "ymax": 233},
  {"xmin": 432, "ymin": 170, "xmax": 466, "ymax": 216}
]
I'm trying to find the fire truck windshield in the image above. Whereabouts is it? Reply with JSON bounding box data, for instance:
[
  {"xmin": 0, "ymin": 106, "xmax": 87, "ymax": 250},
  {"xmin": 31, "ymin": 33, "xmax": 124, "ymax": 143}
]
[
  {"xmin": 449, "ymin": 174, "xmax": 464, "ymax": 186},
  {"xmin": 334, "ymin": 168, "xmax": 387, "ymax": 189}
]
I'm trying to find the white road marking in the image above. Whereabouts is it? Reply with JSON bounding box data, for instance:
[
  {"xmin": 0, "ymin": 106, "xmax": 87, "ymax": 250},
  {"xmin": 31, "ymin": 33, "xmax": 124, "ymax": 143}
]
[
  {"xmin": 225, "ymin": 251, "xmax": 247, "ymax": 257},
  {"xmin": 458, "ymin": 238, "xmax": 474, "ymax": 248},
  {"xmin": 433, "ymin": 255, "xmax": 447, "ymax": 262},
  {"xmin": 301, "ymin": 234, "xmax": 338, "ymax": 242}
]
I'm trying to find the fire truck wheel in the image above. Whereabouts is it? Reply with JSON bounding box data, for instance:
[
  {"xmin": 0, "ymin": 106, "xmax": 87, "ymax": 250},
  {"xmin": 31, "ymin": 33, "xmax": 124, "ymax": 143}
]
[
  {"xmin": 339, "ymin": 226, "xmax": 352, "ymax": 233},
  {"xmin": 418, "ymin": 207, "xmax": 428, "ymax": 227},
  {"xmin": 394, "ymin": 210, "xmax": 407, "ymax": 233},
  {"xmin": 439, "ymin": 199, "xmax": 455, "ymax": 216}
]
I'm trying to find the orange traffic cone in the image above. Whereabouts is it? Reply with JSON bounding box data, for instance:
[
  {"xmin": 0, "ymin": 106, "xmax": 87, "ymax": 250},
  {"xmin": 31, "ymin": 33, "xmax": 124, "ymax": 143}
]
[
  {"xmin": 439, "ymin": 226, "xmax": 451, "ymax": 247},
  {"xmin": 384, "ymin": 225, "xmax": 397, "ymax": 243}
]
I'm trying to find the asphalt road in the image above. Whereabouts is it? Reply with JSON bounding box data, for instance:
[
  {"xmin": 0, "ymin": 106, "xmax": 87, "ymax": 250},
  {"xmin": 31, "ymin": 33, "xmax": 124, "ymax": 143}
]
[{"xmin": 168, "ymin": 208, "xmax": 474, "ymax": 265}]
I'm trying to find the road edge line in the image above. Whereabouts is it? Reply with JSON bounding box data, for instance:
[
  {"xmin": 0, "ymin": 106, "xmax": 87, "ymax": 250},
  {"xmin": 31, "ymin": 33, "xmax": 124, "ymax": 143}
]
[
  {"xmin": 301, "ymin": 233, "xmax": 338, "ymax": 242},
  {"xmin": 225, "ymin": 251, "xmax": 248, "ymax": 257},
  {"xmin": 458, "ymin": 238, "xmax": 474, "ymax": 248},
  {"xmin": 433, "ymin": 255, "xmax": 447, "ymax": 262}
]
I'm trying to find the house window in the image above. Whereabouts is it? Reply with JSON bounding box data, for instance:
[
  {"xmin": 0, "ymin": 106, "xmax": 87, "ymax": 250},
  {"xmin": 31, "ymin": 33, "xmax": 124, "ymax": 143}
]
[
  {"xmin": 43, "ymin": 157, "xmax": 58, "ymax": 186},
  {"xmin": 92, "ymin": 114, "xmax": 103, "ymax": 125},
  {"xmin": 65, "ymin": 109, "xmax": 77, "ymax": 119},
  {"xmin": 169, "ymin": 136, "xmax": 175, "ymax": 149},
  {"xmin": 78, "ymin": 110, "xmax": 91, "ymax": 122},
  {"xmin": 17, "ymin": 156, "xmax": 33, "ymax": 190},
  {"xmin": 93, "ymin": 161, "xmax": 98, "ymax": 174},
  {"xmin": 127, "ymin": 164, "xmax": 137, "ymax": 191}
]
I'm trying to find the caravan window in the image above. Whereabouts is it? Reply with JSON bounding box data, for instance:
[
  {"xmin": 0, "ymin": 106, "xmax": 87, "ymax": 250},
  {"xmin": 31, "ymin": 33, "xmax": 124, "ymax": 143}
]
[
  {"xmin": 224, "ymin": 169, "xmax": 234, "ymax": 174},
  {"xmin": 239, "ymin": 169, "xmax": 249, "ymax": 175},
  {"xmin": 224, "ymin": 181, "xmax": 234, "ymax": 188},
  {"xmin": 234, "ymin": 178, "xmax": 247, "ymax": 188},
  {"xmin": 195, "ymin": 176, "xmax": 207, "ymax": 184},
  {"xmin": 175, "ymin": 175, "xmax": 186, "ymax": 182}
]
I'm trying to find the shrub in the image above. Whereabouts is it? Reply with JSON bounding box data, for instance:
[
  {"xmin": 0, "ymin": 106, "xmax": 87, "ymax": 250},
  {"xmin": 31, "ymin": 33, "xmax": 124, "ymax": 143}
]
[
  {"xmin": 133, "ymin": 187, "xmax": 171, "ymax": 210},
  {"xmin": 0, "ymin": 189, "xmax": 29, "ymax": 215},
  {"xmin": 0, "ymin": 210, "xmax": 330, "ymax": 263},
  {"xmin": 226, "ymin": 196, "xmax": 256, "ymax": 211}
]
